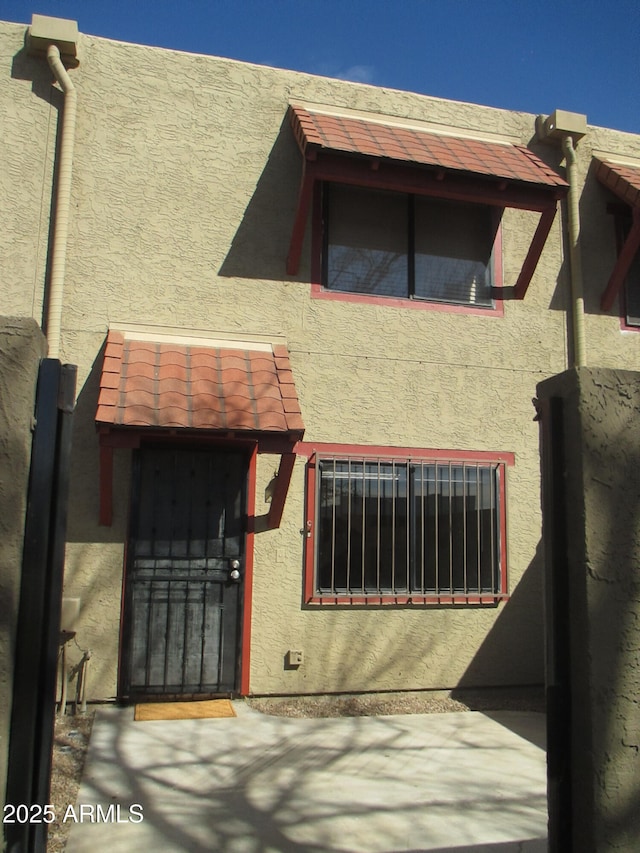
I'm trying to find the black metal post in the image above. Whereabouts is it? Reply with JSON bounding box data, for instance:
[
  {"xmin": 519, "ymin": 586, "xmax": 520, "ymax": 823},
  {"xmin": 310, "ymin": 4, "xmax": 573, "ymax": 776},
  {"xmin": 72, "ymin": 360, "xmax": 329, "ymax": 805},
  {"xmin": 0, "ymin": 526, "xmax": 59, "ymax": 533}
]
[
  {"xmin": 5, "ymin": 359, "xmax": 76, "ymax": 853},
  {"xmin": 540, "ymin": 393, "xmax": 573, "ymax": 851}
]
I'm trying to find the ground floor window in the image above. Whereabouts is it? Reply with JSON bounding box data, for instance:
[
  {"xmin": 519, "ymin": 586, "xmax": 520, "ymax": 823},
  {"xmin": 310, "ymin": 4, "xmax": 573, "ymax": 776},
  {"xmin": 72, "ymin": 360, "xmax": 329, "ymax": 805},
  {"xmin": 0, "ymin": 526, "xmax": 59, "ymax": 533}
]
[{"xmin": 305, "ymin": 450, "xmax": 509, "ymax": 604}]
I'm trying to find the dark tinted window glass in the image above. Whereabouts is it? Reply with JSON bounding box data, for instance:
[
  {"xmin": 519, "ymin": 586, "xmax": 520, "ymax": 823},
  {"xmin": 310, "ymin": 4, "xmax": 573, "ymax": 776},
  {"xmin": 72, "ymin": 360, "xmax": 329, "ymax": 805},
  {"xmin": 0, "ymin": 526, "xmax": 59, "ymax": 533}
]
[
  {"xmin": 327, "ymin": 185, "xmax": 408, "ymax": 298},
  {"xmin": 325, "ymin": 185, "xmax": 495, "ymax": 307},
  {"xmin": 318, "ymin": 460, "xmax": 409, "ymax": 593},
  {"xmin": 414, "ymin": 197, "xmax": 493, "ymax": 306},
  {"xmin": 624, "ymin": 230, "xmax": 640, "ymax": 325},
  {"xmin": 317, "ymin": 458, "xmax": 501, "ymax": 597}
]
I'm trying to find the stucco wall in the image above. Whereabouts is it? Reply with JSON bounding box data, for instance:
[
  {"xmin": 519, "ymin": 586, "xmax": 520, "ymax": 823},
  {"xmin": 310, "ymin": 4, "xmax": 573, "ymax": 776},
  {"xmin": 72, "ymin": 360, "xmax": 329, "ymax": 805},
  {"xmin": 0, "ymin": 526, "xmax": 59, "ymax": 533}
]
[
  {"xmin": 0, "ymin": 318, "xmax": 46, "ymax": 808},
  {"xmin": 538, "ymin": 368, "xmax": 640, "ymax": 852},
  {"xmin": 2, "ymin": 18, "xmax": 640, "ymax": 699}
]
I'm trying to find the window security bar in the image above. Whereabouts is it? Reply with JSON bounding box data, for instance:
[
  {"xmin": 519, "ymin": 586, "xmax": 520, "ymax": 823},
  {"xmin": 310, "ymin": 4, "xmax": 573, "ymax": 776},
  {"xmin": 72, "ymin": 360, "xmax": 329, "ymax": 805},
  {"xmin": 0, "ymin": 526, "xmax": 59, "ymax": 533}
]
[{"xmin": 316, "ymin": 458, "xmax": 502, "ymax": 599}]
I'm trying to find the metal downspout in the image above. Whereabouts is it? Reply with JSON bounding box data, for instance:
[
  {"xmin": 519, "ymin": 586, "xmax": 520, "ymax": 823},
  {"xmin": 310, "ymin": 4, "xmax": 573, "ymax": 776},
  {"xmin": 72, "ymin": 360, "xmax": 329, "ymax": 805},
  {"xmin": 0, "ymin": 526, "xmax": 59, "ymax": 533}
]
[
  {"xmin": 562, "ymin": 135, "xmax": 587, "ymax": 368},
  {"xmin": 45, "ymin": 44, "xmax": 77, "ymax": 360}
]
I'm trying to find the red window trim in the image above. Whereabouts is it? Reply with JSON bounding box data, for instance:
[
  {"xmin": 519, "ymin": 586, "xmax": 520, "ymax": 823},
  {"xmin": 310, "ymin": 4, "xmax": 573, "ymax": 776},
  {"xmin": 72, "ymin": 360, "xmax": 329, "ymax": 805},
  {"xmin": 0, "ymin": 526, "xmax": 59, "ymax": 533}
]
[
  {"xmin": 309, "ymin": 181, "xmax": 506, "ymax": 318},
  {"xmin": 298, "ymin": 443, "xmax": 512, "ymax": 606}
]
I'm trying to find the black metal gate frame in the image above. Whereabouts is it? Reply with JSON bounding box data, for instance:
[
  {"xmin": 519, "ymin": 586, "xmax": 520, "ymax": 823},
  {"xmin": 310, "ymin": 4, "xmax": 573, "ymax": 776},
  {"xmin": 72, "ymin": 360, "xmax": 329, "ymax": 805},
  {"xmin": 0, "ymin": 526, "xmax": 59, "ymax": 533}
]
[{"xmin": 5, "ymin": 359, "xmax": 76, "ymax": 853}]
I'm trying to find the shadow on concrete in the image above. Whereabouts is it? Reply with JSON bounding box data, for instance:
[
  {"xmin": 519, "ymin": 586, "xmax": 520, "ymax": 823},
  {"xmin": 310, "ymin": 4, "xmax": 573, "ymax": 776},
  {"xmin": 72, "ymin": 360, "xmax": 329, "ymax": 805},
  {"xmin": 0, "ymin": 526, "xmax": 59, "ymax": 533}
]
[
  {"xmin": 66, "ymin": 706, "xmax": 547, "ymax": 853},
  {"xmin": 484, "ymin": 711, "xmax": 546, "ymax": 752},
  {"xmin": 405, "ymin": 843, "xmax": 545, "ymax": 852}
]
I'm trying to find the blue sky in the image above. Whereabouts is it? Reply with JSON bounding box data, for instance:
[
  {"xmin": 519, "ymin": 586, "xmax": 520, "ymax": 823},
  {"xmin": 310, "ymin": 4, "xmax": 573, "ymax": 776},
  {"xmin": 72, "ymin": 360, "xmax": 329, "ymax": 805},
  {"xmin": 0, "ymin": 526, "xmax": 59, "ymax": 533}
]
[{"xmin": 3, "ymin": 0, "xmax": 640, "ymax": 134}]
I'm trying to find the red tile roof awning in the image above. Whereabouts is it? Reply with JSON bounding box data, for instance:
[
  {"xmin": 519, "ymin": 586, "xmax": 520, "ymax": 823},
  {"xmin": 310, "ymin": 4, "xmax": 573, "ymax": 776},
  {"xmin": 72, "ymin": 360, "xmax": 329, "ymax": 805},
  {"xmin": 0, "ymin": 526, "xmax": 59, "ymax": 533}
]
[
  {"xmin": 96, "ymin": 331, "xmax": 304, "ymax": 528},
  {"xmin": 290, "ymin": 105, "xmax": 567, "ymax": 190},
  {"xmin": 287, "ymin": 104, "xmax": 568, "ymax": 299},
  {"xmin": 96, "ymin": 331, "xmax": 304, "ymax": 437},
  {"xmin": 596, "ymin": 158, "xmax": 640, "ymax": 311}
]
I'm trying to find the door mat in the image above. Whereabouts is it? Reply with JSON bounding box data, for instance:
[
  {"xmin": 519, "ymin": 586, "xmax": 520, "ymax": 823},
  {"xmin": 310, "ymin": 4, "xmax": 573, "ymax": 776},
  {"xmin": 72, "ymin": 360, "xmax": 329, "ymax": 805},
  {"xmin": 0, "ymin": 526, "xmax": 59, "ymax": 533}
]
[{"xmin": 134, "ymin": 699, "xmax": 236, "ymax": 721}]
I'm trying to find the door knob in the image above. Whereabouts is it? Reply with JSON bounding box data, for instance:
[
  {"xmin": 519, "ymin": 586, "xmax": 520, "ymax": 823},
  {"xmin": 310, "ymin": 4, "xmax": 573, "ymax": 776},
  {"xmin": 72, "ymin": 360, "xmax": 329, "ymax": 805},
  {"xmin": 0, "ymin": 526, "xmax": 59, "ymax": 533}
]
[{"xmin": 229, "ymin": 568, "xmax": 241, "ymax": 582}]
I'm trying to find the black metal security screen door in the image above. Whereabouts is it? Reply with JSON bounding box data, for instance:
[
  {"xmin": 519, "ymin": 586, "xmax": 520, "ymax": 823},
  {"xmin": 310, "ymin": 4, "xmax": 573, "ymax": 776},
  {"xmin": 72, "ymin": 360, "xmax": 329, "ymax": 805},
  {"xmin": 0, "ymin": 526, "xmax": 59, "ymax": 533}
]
[{"xmin": 122, "ymin": 447, "xmax": 246, "ymax": 697}]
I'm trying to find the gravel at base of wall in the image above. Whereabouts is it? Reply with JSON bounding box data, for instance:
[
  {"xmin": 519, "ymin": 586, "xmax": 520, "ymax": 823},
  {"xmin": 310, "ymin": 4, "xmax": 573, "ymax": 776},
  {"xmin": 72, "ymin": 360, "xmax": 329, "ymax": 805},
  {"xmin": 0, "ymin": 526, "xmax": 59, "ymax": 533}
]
[{"xmin": 247, "ymin": 686, "xmax": 546, "ymax": 718}]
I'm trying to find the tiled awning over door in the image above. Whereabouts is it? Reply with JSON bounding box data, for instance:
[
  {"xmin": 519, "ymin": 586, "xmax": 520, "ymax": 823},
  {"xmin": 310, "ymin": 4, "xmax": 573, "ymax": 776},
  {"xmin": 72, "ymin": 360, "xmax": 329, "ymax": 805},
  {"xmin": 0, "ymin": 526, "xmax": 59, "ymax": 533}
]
[
  {"xmin": 96, "ymin": 330, "xmax": 304, "ymax": 436},
  {"xmin": 96, "ymin": 330, "xmax": 304, "ymax": 526}
]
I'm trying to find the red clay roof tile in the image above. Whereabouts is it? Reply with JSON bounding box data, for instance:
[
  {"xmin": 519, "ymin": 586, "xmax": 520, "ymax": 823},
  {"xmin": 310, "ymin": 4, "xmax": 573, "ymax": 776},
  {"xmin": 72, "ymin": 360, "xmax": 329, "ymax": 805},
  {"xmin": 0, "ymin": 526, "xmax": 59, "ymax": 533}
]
[
  {"xmin": 104, "ymin": 340, "xmax": 123, "ymax": 358},
  {"xmin": 127, "ymin": 349, "xmax": 158, "ymax": 366},
  {"xmin": 289, "ymin": 105, "xmax": 567, "ymax": 189},
  {"xmin": 97, "ymin": 387, "xmax": 118, "ymax": 407},
  {"xmin": 121, "ymin": 405, "xmax": 156, "ymax": 426},
  {"xmin": 96, "ymin": 331, "xmax": 305, "ymax": 438},
  {"xmin": 122, "ymin": 376, "xmax": 153, "ymax": 393},
  {"xmin": 100, "ymin": 372, "xmax": 120, "ymax": 390},
  {"xmin": 95, "ymin": 405, "xmax": 113, "ymax": 423},
  {"xmin": 125, "ymin": 364, "xmax": 157, "ymax": 383},
  {"xmin": 156, "ymin": 407, "xmax": 191, "ymax": 427},
  {"xmin": 103, "ymin": 355, "xmax": 123, "ymax": 374},
  {"xmin": 285, "ymin": 413, "xmax": 305, "ymax": 431}
]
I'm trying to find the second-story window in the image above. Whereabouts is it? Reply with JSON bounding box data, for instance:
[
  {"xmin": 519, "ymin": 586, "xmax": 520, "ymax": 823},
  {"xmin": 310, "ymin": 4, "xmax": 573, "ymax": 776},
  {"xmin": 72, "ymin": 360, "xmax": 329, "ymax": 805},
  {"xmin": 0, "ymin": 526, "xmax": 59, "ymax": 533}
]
[
  {"xmin": 323, "ymin": 184, "xmax": 497, "ymax": 308},
  {"xmin": 614, "ymin": 207, "xmax": 640, "ymax": 327}
]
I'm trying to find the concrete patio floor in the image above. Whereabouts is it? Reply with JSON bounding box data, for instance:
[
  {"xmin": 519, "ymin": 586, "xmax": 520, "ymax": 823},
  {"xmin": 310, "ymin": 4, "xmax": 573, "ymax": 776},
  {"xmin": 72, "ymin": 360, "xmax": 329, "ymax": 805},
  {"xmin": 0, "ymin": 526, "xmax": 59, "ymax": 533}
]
[{"xmin": 65, "ymin": 702, "xmax": 547, "ymax": 852}]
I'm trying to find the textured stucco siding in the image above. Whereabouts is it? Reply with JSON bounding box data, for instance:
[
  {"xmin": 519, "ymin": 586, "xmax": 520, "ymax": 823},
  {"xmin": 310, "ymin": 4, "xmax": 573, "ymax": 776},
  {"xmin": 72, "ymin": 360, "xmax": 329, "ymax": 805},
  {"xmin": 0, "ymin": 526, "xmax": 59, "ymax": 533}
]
[
  {"xmin": 0, "ymin": 318, "xmax": 46, "ymax": 808},
  {"xmin": 538, "ymin": 368, "xmax": 640, "ymax": 851},
  {"xmin": 2, "ymin": 19, "xmax": 640, "ymax": 699},
  {"xmin": 0, "ymin": 29, "xmax": 55, "ymax": 327},
  {"xmin": 575, "ymin": 369, "xmax": 640, "ymax": 852}
]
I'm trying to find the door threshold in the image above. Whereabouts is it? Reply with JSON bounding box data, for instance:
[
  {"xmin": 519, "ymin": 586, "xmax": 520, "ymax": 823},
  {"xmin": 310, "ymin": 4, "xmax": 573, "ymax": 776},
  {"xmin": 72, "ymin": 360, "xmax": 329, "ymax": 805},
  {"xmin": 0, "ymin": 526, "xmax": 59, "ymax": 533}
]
[{"xmin": 124, "ymin": 692, "xmax": 236, "ymax": 704}]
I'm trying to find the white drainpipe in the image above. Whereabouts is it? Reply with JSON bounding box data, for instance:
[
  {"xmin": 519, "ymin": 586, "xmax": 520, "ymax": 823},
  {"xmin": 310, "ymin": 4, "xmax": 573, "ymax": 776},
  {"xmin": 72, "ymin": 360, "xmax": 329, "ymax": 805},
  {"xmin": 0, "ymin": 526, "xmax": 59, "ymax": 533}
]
[
  {"xmin": 45, "ymin": 44, "xmax": 77, "ymax": 360},
  {"xmin": 563, "ymin": 135, "xmax": 587, "ymax": 368},
  {"xmin": 535, "ymin": 111, "xmax": 588, "ymax": 369}
]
